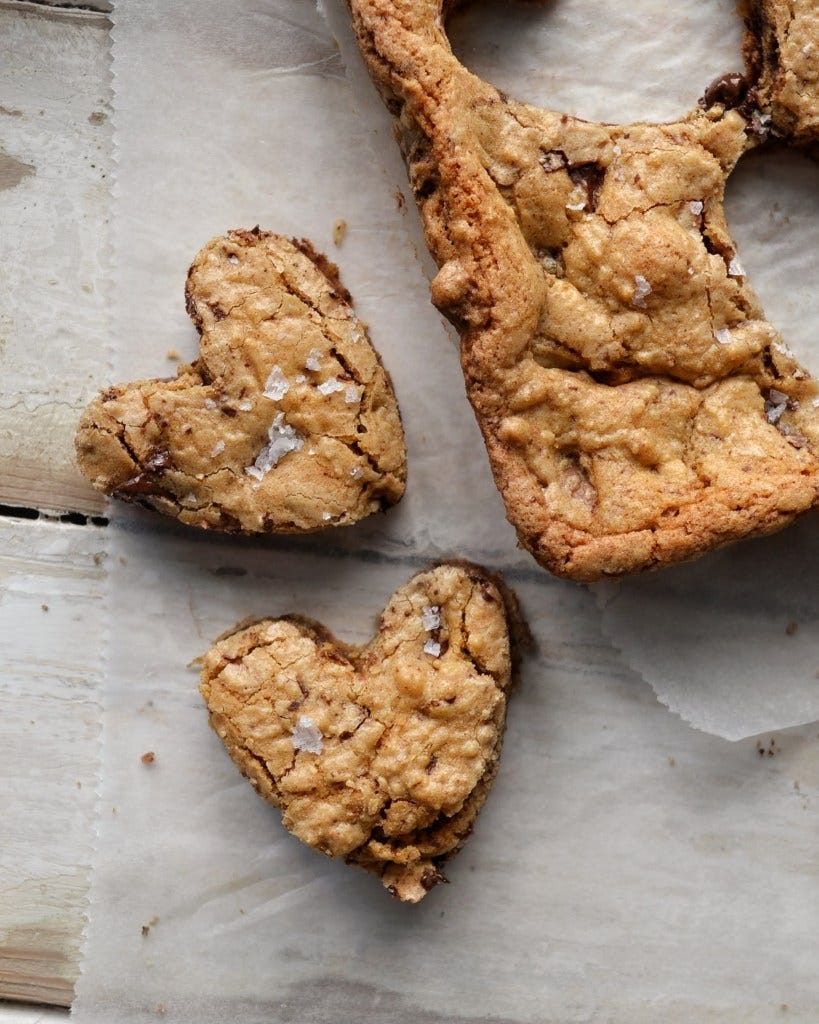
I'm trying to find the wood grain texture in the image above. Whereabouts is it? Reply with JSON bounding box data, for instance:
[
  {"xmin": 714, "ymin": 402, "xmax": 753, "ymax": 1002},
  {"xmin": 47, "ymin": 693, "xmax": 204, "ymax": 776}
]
[
  {"xmin": 0, "ymin": 1, "xmax": 111, "ymax": 1009},
  {"xmin": 0, "ymin": 518, "xmax": 107, "ymax": 1007},
  {"xmin": 0, "ymin": 4, "xmax": 111, "ymax": 517}
]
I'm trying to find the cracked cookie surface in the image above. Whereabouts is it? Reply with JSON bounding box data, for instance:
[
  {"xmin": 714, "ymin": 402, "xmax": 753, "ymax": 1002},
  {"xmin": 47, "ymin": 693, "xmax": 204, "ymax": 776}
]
[
  {"xmin": 199, "ymin": 561, "xmax": 526, "ymax": 902},
  {"xmin": 348, "ymin": 0, "xmax": 819, "ymax": 580},
  {"xmin": 75, "ymin": 229, "xmax": 406, "ymax": 532}
]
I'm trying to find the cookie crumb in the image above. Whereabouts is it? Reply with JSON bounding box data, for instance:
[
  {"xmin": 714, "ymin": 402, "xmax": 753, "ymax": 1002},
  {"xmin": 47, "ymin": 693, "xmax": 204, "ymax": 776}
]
[
  {"xmin": 668, "ymin": 756, "xmax": 676, "ymax": 767},
  {"xmin": 785, "ymin": 621, "xmax": 799, "ymax": 636},
  {"xmin": 155, "ymin": 1003, "xmax": 165, "ymax": 1016},
  {"xmin": 41, "ymin": 603, "xmax": 49, "ymax": 612},
  {"xmin": 291, "ymin": 715, "xmax": 323, "ymax": 755},
  {"xmin": 332, "ymin": 218, "xmax": 348, "ymax": 246},
  {"xmin": 141, "ymin": 751, "xmax": 155, "ymax": 765},
  {"xmin": 263, "ymin": 365, "xmax": 289, "ymax": 401},
  {"xmin": 166, "ymin": 349, "xmax": 180, "ymax": 361},
  {"xmin": 423, "ymin": 638, "xmax": 442, "ymax": 657}
]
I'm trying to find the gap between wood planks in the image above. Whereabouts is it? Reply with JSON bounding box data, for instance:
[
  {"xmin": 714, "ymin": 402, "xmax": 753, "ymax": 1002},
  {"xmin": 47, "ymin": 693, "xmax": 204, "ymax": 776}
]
[{"xmin": 0, "ymin": 0, "xmax": 111, "ymax": 17}]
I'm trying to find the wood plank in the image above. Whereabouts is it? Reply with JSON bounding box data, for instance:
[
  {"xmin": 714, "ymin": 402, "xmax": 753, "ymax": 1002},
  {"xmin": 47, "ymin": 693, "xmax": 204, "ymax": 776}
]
[
  {"xmin": 0, "ymin": 1, "xmax": 111, "ymax": 1008},
  {"xmin": 0, "ymin": 517, "xmax": 106, "ymax": 1007},
  {"xmin": 0, "ymin": 2, "xmax": 111, "ymax": 18},
  {"xmin": 0, "ymin": 3, "xmax": 111, "ymax": 517}
]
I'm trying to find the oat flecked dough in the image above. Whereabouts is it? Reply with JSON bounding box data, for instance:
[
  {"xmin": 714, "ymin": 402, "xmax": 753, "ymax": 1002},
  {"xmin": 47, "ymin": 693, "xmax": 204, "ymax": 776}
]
[
  {"xmin": 347, "ymin": 0, "xmax": 819, "ymax": 579},
  {"xmin": 200, "ymin": 561, "xmax": 528, "ymax": 902},
  {"xmin": 75, "ymin": 230, "xmax": 407, "ymax": 532}
]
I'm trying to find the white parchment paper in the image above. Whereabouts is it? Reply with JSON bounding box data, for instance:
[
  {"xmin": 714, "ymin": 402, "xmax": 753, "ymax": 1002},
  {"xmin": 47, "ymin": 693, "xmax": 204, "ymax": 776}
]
[{"xmin": 73, "ymin": 2, "xmax": 819, "ymax": 1021}]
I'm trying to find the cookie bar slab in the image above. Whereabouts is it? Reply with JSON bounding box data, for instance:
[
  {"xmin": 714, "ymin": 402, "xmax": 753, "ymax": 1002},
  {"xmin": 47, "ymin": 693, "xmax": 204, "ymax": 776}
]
[
  {"xmin": 200, "ymin": 561, "xmax": 526, "ymax": 902},
  {"xmin": 75, "ymin": 229, "xmax": 406, "ymax": 533},
  {"xmin": 744, "ymin": 0, "xmax": 819, "ymax": 144},
  {"xmin": 347, "ymin": 0, "xmax": 819, "ymax": 580}
]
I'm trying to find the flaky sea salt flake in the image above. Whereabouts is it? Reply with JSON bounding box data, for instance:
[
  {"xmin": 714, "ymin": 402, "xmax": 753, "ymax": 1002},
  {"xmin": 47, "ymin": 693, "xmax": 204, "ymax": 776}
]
[
  {"xmin": 689, "ymin": 200, "xmax": 703, "ymax": 216},
  {"xmin": 244, "ymin": 412, "xmax": 303, "ymax": 479},
  {"xmin": 423, "ymin": 639, "xmax": 441, "ymax": 657},
  {"xmin": 317, "ymin": 377, "xmax": 345, "ymax": 396},
  {"xmin": 765, "ymin": 388, "xmax": 789, "ymax": 424},
  {"xmin": 422, "ymin": 605, "xmax": 441, "ymax": 632},
  {"xmin": 345, "ymin": 385, "xmax": 360, "ymax": 404},
  {"xmin": 263, "ymin": 364, "xmax": 289, "ymax": 401},
  {"xmin": 210, "ymin": 440, "xmax": 225, "ymax": 457},
  {"xmin": 305, "ymin": 348, "xmax": 322, "ymax": 371},
  {"xmin": 728, "ymin": 256, "xmax": 745, "ymax": 277},
  {"xmin": 714, "ymin": 328, "xmax": 732, "ymax": 345},
  {"xmin": 291, "ymin": 715, "xmax": 323, "ymax": 755},
  {"xmin": 632, "ymin": 275, "xmax": 652, "ymax": 308}
]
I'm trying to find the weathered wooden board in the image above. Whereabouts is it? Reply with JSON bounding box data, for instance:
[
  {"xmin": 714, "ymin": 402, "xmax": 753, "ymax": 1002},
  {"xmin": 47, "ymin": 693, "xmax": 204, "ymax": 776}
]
[
  {"xmin": 0, "ymin": 1, "xmax": 111, "ymax": 517},
  {"xmin": 0, "ymin": 0, "xmax": 112, "ymax": 1010},
  {"xmin": 0, "ymin": 517, "xmax": 107, "ymax": 1007}
]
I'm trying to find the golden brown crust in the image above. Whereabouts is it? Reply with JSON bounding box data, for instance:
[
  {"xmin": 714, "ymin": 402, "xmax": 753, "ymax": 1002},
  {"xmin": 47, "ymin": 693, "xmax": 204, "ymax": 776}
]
[
  {"xmin": 743, "ymin": 0, "xmax": 819, "ymax": 144},
  {"xmin": 347, "ymin": 0, "xmax": 819, "ymax": 580},
  {"xmin": 75, "ymin": 229, "xmax": 407, "ymax": 533},
  {"xmin": 199, "ymin": 561, "xmax": 525, "ymax": 902}
]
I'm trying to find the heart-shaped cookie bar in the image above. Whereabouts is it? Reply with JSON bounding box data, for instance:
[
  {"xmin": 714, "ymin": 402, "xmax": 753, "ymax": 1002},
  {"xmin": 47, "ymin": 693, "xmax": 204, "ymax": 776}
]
[
  {"xmin": 75, "ymin": 230, "xmax": 406, "ymax": 532},
  {"xmin": 199, "ymin": 561, "xmax": 527, "ymax": 902},
  {"xmin": 346, "ymin": 0, "xmax": 819, "ymax": 579}
]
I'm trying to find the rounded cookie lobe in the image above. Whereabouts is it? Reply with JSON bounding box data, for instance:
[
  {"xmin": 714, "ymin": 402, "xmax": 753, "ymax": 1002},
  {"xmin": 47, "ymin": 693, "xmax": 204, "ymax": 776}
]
[
  {"xmin": 199, "ymin": 561, "xmax": 528, "ymax": 902},
  {"xmin": 75, "ymin": 229, "xmax": 407, "ymax": 533},
  {"xmin": 347, "ymin": 0, "xmax": 819, "ymax": 579}
]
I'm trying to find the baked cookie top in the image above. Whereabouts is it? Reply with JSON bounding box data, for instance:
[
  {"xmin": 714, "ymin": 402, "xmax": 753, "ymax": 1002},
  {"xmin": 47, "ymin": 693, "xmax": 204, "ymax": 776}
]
[
  {"xmin": 199, "ymin": 561, "xmax": 527, "ymax": 902},
  {"xmin": 348, "ymin": 0, "xmax": 819, "ymax": 579},
  {"xmin": 746, "ymin": 0, "xmax": 819, "ymax": 145},
  {"xmin": 75, "ymin": 229, "xmax": 406, "ymax": 533}
]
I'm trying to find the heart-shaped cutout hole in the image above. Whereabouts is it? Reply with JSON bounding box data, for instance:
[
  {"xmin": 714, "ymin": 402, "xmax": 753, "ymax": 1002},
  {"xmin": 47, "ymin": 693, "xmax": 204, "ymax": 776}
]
[
  {"xmin": 446, "ymin": 0, "xmax": 743, "ymax": 124},
  {"xmin": 75, "ymin": 230, "xmax": 406, "ymax": 532},
  {"xmin": 199, "ymin": 561, "xmax": 528, "ymax": 902}
]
